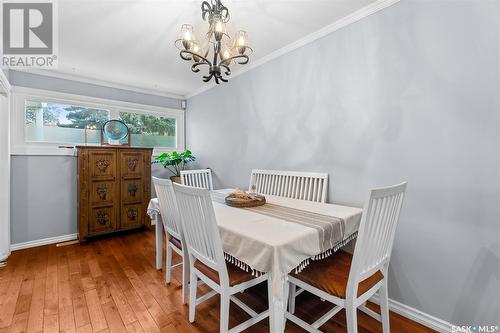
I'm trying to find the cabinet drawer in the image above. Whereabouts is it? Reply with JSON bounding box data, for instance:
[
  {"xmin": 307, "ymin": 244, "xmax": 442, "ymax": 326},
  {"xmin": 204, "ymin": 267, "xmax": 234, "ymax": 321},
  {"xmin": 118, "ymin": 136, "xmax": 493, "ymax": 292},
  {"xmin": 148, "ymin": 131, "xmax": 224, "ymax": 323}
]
[
  {"xmin": 89, "ymin": 206, "xmax": 116, "ymax": 234},
  {"xmin": 121, "ymin": 179, "xmax": 143, "ymax": 204},
  {"xmin": 91, "ymin": 181, "xmax": 116, "ymax": 206},
  {"xmin": 90, "ymin": 150, "xmax": 117, "ymax": 180},
  {"xmin": 121, "ymin": 204, "xmax": 143, "ymax": 229},
  {"xmin": 120, "ymin": 151, "xmax": 144, "ymax": 179}
]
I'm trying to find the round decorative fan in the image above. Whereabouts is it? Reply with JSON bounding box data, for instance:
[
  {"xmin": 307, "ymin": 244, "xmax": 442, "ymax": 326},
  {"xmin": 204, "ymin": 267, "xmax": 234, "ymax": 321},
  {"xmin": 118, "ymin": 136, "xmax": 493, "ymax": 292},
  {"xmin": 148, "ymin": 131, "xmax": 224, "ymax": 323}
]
[{"xmin": 101, "ymin": 120, "xmax": 130, "ymax": 145}]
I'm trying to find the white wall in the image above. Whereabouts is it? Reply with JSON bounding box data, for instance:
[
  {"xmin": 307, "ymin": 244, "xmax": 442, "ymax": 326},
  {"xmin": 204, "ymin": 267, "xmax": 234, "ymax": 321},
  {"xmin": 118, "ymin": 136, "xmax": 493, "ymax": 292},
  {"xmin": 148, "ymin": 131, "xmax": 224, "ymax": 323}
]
[
  {"xmin": 187, "ymin": 0, "xmax": 500, "ymax": 325},
  {"xmin": 0, "ymin": 74, "xmax": 11, "ymax": 261}
]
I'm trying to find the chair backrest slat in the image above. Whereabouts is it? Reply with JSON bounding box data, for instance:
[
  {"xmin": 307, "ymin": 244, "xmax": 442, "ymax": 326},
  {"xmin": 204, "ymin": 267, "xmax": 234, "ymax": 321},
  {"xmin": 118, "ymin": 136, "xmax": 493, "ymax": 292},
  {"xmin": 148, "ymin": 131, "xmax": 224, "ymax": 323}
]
[
  {"xmin": 249, "ymin": 169, "xmax": 329, "ymax": 203},
  {"xmin": 152, "ymin": 177, "xmax": 182, "ymax": 240},
  {"xmin": 181, "ymin": 169, "xmax": 213, "ymax": 190},
  {"xmin": 347, "ymin": 182, "xmax": 407, "ymax": 297},
  {"xmin": 173, "ymin": 183, "xmax": 227, "ymax": 276}
]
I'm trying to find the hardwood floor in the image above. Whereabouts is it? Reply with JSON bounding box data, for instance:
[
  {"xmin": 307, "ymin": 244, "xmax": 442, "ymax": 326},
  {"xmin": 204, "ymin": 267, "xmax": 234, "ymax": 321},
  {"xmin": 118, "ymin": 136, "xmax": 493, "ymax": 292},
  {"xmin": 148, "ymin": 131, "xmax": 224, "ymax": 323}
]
[{"xmin": 0, "ymin": 230, "xmax": 435, "ymax": 333}]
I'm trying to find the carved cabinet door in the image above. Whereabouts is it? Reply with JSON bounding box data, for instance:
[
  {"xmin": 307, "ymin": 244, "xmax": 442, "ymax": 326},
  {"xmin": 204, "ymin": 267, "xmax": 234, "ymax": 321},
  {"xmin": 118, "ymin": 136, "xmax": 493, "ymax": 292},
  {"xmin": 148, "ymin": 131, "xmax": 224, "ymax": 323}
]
[
  {"xmin": 119, "ymin": 150, "xmax": 148, "ymax": 229},
  {"xmin": 81, "ymin": 149, "xmax": 119, "ymax": 237}
]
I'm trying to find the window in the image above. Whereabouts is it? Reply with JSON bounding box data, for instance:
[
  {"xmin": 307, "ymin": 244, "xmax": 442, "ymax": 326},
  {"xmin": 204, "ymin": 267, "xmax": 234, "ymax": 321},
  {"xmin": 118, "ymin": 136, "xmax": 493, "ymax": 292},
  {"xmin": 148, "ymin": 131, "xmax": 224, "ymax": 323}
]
[
  {"xmin": 12, "ymin": 87, "xmax": 185, "ymax": 156},
  {"xmin": 25, "ymin": 100, "xmax": 110, "ymax": 145},
  {"xmin": 119, "ymin": 111, "xmax": 177, "ymax": 148}
]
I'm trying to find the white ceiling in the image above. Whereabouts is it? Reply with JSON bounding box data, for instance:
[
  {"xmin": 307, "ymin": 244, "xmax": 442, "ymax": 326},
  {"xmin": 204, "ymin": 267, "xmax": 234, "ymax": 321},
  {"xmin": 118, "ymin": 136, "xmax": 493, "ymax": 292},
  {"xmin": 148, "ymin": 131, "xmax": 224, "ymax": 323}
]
[{"xmin": 46, "ymin": 0, "xmax": 379, "ymax": 98}]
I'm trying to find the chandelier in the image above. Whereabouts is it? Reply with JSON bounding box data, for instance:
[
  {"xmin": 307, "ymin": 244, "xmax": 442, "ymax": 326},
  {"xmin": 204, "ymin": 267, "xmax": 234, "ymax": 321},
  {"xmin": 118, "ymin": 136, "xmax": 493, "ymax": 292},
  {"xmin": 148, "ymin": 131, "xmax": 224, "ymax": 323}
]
[{"xmin": 175, "ymin": 0, "xmax": 253, "ymax": 84}]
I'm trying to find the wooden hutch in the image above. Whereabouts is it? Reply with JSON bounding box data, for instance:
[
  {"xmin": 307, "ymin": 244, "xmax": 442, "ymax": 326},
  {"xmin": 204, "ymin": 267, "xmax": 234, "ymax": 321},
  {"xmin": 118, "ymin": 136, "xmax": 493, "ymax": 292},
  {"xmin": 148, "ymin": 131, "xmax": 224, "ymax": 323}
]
[{"xmin": 77, "ymin": 146, "xmax": 153, "ymax": 241}]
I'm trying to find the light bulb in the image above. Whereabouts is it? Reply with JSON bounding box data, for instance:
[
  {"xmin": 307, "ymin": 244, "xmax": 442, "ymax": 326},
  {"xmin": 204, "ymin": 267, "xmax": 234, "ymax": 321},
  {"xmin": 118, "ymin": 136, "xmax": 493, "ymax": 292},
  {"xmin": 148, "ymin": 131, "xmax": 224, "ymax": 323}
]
[
  {"xmin": 177, "ymin": 24, "xmax": 195, "ymax": 50},
  {"xmin": 215, "ymin": 21, "xmax": 223, "ymax": 33}
]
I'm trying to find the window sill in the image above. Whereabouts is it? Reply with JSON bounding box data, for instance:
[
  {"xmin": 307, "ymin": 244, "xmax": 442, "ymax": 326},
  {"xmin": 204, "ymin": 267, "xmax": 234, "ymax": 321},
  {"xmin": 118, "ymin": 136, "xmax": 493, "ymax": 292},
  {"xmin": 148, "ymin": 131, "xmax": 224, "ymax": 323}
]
[
  {"xmin": 11, "ymin": 145, "xmax": 77, "ymax": 156},
  {"xmin": 11, "ymin": 145, "xmax": 181, "ymax": 157}
]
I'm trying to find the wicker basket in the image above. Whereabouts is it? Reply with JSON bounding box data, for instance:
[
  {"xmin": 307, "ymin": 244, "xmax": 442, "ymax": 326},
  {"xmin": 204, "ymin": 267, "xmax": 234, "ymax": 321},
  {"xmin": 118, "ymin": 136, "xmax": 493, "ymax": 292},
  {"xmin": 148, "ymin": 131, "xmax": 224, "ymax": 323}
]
[{"xmin": 225, "ymin": 194, "xmax": 266, "ymax": 208}]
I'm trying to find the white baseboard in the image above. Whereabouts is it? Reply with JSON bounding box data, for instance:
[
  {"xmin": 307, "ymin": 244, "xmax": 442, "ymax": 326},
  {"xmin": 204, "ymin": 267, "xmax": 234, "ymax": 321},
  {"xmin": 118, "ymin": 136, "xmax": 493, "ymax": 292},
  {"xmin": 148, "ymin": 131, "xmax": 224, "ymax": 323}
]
[
  {"xmin": 0, "ymin": 251, "xmax": 10, "ymax": 262},
  {"xmin": 370, "ymin": 294, "xmax": 453, "ymax": 333},
  {"xmin": 10, "ymin": 233, "xmax": 78, "ymax": 251}
]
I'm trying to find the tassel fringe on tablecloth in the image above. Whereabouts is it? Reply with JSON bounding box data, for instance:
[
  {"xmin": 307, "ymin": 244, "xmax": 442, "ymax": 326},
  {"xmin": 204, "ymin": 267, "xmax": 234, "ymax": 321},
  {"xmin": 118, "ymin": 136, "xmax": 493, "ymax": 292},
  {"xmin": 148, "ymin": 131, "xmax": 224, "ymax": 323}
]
[
  {"xmin": 224, "ymin": 253, "xmax": 266, "ymax": 277},
  {"xmin": 293, "ymin": 232, "xmax": 358, "ymax": 274},
  {"xmin": 223, "ymin": 231, "xmax": 359, "ymax": 277}
]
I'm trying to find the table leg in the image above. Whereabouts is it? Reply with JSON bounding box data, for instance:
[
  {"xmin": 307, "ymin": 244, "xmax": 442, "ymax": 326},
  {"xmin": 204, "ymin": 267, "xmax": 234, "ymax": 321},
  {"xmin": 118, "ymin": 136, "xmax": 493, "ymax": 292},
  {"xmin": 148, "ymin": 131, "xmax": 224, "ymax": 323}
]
[
  {"xmin": 155, "ymin": 216, "xmax": 163, "ymax": 270},
  {"xmin": 268, "ymin": 274, "xmax": 288, "ymax": 333}
]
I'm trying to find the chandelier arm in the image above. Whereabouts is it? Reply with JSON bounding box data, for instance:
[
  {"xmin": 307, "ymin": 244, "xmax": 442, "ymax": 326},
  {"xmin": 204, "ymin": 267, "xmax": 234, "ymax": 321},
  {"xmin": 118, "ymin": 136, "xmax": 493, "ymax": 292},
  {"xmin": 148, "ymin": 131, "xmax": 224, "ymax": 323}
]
[
  {"xmin": 180, "ymin": 50, "xmax": 193, "ymax": 61},
  {"xmin": 201, "ymin": 1, "xmax": 213, "ymax": 21},
  {"xmin": 180, "ymin": 50, "xmax": 212, "ymax": 66},
  {"xmin": 220, "ymin": 54, "xmax": 249, "ymax": 66},
  {"xmin": 203, "ymin": 73, "xmax": 214, "ymax": 82},
  {"xmin": 191, "ymin": 61, "xmax": 210, "ymax": 73},
  {"xmin": 219, "ymin": 5, "xmax": 230, "ymax": 22},
  {"xmin": 220, "ymin": 64, "xmax": 231, "ymax": 76}
]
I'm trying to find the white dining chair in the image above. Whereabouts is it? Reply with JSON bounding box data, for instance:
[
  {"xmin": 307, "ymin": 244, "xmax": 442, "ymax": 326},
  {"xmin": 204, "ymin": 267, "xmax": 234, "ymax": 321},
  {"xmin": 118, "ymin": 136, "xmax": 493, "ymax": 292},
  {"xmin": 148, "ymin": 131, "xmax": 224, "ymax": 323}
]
[
  {"xmin": 286, "ymin": 182, "xmax": 407, "ymax": 333},
  {"xmin": 181, "ymin": 168, "xmax": 214, "ymax": 190},
  {"xmin": 173, "ymin": 183, "xmax": 270, "ymax": 333},
  {"xmin": 152, "ymin": 177, "xmax": 189, "ymax": 304},
  {"xmin": 248, "ymin": 169, "xmax": 329, "ymax": 203}
]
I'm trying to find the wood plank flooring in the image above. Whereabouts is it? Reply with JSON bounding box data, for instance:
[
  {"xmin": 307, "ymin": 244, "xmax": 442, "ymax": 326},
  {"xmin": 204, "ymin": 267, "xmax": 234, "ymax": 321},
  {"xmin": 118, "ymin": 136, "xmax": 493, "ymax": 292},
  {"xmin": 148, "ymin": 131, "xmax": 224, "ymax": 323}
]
[{"xmin": 0, "ymin": 230, "xmax": 436, "ymax": 333}]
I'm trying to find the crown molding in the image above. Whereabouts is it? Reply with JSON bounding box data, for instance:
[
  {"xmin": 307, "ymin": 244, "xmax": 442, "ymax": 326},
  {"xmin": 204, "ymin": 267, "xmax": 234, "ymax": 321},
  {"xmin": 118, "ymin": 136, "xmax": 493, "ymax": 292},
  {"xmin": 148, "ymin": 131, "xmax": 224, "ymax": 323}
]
[
  {"xmin": 10, "ymin": 69, "xmax": 185, "ymax": 100},
  {"xmin": 186, "ymin": 0, "xmax": 401, "ymax": 99}
]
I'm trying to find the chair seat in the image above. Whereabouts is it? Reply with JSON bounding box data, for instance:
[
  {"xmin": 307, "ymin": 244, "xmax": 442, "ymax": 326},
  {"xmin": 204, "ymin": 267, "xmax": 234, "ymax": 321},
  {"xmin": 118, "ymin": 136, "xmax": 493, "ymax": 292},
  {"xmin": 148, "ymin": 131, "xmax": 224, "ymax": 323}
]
[
  {"xmin": 169, "ymin": 236, "xmax": 182, "ymax": 250},
  {"xmin": 194, "ymin": 259, "xmax": 256, "ymax": 287},
  {"xmin": 290, "ymin": 250, "xmax": 384, "ymax": 298}
]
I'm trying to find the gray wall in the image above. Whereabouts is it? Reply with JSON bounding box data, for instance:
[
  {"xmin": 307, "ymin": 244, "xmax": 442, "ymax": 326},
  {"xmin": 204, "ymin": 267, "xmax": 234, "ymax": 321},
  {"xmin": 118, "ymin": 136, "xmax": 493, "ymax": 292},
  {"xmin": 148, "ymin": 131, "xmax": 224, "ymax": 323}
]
[
  {"xmin": 9, "ymin": 72, "xmax": 183, "ymax": 244},
  {"xmin": 10, "ymin": 157, "xmax": 171, "ymax": 244},
  {"xmin": 187, "ymin": 0, "xmax": 500, "ymax": 325},
  {"xmin": 11, "ymin": 156, "xmax": 78, "ymax": 242}
]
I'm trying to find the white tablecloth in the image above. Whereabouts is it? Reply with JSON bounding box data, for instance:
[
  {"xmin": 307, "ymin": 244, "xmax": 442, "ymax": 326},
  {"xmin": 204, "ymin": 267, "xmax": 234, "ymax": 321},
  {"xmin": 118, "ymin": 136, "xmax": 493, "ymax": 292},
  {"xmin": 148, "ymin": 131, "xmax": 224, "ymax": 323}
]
[
  {"xmin": 148, "ymin": 189, "xmax": 362, "ymax": 332},
  {"xmin": 147, "ymin": 198, "xmax": 160, "ymax": 226}
]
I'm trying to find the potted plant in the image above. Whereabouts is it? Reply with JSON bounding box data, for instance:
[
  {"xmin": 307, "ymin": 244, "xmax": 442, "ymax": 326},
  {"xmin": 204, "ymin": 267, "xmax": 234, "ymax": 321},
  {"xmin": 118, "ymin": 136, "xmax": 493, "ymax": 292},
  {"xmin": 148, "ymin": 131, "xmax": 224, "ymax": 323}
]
[{"xmin": 153, "ymin": 150, "xmax": 196, "ymax": 183}]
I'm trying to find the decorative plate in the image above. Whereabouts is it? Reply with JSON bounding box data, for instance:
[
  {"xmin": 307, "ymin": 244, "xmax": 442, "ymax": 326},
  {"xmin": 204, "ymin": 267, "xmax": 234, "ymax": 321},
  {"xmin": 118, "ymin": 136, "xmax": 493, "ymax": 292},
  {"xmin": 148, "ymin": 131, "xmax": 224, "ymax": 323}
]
[{"xmin": 102, "ymin": 120, "xmax": 129, "ymax": 141}]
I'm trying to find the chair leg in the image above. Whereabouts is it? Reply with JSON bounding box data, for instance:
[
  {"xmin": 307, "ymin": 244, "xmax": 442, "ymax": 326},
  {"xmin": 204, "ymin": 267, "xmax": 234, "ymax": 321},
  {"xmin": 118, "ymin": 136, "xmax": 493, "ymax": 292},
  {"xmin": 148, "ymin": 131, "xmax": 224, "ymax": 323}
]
[
  {"xmin": 379, "ymin": 280, "xmax": 390, "ymax": 333},
  {"xmin": 220, "ymin": 293, "xmax": 230, "ymax": 333},
  {"xmin": 288, "ymin": 283, "xmax": 296, "ymax": 314},
  {"xmin": 189, "ymin": 265, "xmax": 197, "ymax": 323},
  {"xmin": 181, "ymin": 251, "xmax": 189, "ymax": 305},
  {"xmin": 345, "ymin": 304, "xmax": 358, "ymax": 333},
  {"xmin": 166, "ymin": 241, "xmax": 172, "ymax": 284}
]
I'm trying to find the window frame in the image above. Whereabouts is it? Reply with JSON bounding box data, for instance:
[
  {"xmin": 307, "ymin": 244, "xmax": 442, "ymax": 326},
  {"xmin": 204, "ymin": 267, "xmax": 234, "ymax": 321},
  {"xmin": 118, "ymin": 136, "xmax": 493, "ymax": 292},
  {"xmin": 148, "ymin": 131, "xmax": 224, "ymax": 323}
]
[{"xmin": 11, "ymin": 86, "xmax": 185, "ymax": 156}]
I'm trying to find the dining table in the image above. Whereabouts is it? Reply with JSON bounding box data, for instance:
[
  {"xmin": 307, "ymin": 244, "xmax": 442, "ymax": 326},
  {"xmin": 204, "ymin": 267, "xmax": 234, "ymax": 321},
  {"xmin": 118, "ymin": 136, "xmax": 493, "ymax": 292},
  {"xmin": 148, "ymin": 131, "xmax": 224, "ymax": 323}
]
[{"xmin": 147, "ymin": 189, "xmax": 363, "ymax": 333}]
